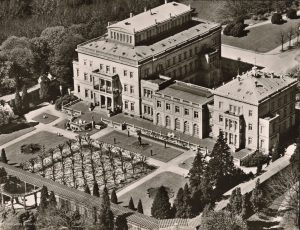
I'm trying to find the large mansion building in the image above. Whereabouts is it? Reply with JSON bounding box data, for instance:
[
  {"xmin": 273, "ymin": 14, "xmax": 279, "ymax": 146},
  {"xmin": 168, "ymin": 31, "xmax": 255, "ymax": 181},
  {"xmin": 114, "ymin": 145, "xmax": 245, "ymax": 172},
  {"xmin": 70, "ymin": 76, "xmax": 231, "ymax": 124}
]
[
  {"xmin": 72, "ymin": 1, "xmax": 298, "ymax": 154},
  {"xmin": 73, "ymin": 1, "xmax": 222, "ymax": 118}
]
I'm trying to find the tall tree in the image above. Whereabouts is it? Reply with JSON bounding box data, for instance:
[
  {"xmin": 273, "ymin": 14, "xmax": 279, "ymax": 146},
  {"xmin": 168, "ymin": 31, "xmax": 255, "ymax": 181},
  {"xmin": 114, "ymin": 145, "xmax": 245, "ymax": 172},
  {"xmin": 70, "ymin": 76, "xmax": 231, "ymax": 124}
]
[
  {"xmin": 14, "ymin": 89, "xmax": 23, "ymax": 115},
  {"xmin": 151, "ymin": 186, "xmax": 173, "ymax": 219},
  {"xmin": 250, "ymin": 179, "xmax": 264, "ymax": 213},
  {"xmin": 84, "ymin": 184, "xmax": 91, "ymax": 195},
  {"xmin": 228, "ymin": 187, "xmax": 243, "ymax": 215},
  {"xmin": 241, "ymin": 192, "xmax": 252, "ymax": 220},
  {"xmin": 39, "ymin": 186, "xmax": 49, "ymax": 212},
  {"xmin": 189, "ymin": 151, "xmax": 206, "ymax": 189},
  {"xmin": 114, "ymin": 214, "xmax": 128, "ymax": 230},
  {"xmin": 137, "ymin": 199, "xmax": 144, "ymax": 214},
  {"xmin": 1, "ymin": 149, "xmax": 8, "ymax": 164},
  {"xmin": 182, "ymin": 183, "xmax": 193, "ymax": 218},
  {"xmin": 48, "ymin": 191, "xmax": 57, "ymax": 208},
  {"xmin": 128, "ymin": 197, "xmax": 135, "ymax": 210},
  {"xmin": 93, "ymin": 182, "xmax": 100, "ymax": 197},
  {"xmin": 111, "ymin": 188, "xmax": 118, "ymax": 204},
  {"xmin": 0, "ymin": 167, "xmax": 8, "ymax": 184},
  {"xmin": 174, "ymin": 187, "xmax": 185, "ymax": 218},
  {"xmin": 21, "ymin": 85, "xmax": 29, "ymax": 112},
  {"xmin": 99, "ymin": 187, "xmax": 114, "ymax": 230}
]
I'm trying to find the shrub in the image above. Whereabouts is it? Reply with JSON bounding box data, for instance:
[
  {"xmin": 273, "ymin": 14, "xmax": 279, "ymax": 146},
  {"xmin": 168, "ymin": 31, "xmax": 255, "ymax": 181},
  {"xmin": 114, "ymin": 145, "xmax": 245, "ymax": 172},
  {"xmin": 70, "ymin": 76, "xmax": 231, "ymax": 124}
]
[
  {"xmin": 252, "ymin": 15, "xmax": 258, "ymax": 20},
  {"xmin": 234, "ymin": 16, "xmax": 245, "ymax": 24},
  {"xmin": 271, "ymin": 13, "xmax": 282, "ymax": 24},
  {"xmin": 223, "ymin": 23, "xmax": 235, "ymax": 36},
  {"xmin": 241, "ymin": 151, "xmax": 268, "ymax": 167},
  {"xmin": 21, "ymin": 144, "xmax": 41, "ymax": 154},
  {"xmin": 55, "ymin": 94, "xmax": 78, "ymax": 110},
  {"xmin": 286, "ymin": 8, "xmax": 297, "ymax": 19},
  {"xmin": 230, "ymin": 23, "xmax": 245, "ymax": 37}
]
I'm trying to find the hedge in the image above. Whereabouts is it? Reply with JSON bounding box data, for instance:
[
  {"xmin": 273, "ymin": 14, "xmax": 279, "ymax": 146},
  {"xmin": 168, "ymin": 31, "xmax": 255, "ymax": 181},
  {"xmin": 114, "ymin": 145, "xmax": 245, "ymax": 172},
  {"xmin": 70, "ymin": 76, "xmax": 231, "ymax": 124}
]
[
  {"xmin": 240, "ymin": 151, "xmax": 268, "ymax": 167},
  {"xmin": 271, "ymin": 13, "xmax": 282, "ymax": 24}
]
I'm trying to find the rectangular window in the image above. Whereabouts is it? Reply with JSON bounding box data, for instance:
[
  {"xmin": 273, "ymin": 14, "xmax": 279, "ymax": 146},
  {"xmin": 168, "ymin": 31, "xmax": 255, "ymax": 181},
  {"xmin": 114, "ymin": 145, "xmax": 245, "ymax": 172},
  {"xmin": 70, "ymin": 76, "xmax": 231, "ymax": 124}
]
[
  {"xmin": 90, "ymin": 91, "xmax": 93, "ymax": 99},
  {"xmin": 124, "ymin": 84, "xmax": 128, "ymax": 92},
  {"xmin": 106, "ymin": 66, "xmax": 110, "ymax": 73},
  {"xmin": 167, "ymin": 59, "xmax": 171, "ymax": 67},
  {"xmin": 178, "ymin": 54, "xmax": 182, "ymax": 62},
  {"xmin": 144, "ymin": 68, "xmax": 149, "ymax": 77},
  {"xmin": 77, "ymin": 85, "xmax": 80, "ymax": 93},
  {"xmin": 194, "ymin": 111, "xmax": 199, "ymax": 118},
  {"xmin": 173, "ymin": 57, "xmax": 176, "ymax": 65},
  {"xmin": 219, "ymin": 115, "xmax": 223, "ymax": 122},
  {"xmin": 130, "ymin": 72, "xmax": 133, "ymax": 78},
  {"xmin": 166, "ymin": 103, "xmax": 170, "ymax": 110},
  {"xmin": 84, "ymin": 73, "xmax": 88, "ymax": 81},
  {"xmin": 249, "ymin": 110, "xmax": 253, "ymax": 116},
  {"xmin": 195, "ymin": 46, "xmax": 198, "ymax": 54},
  {"xmin": 83, "ymin": 59, "xmax": 87, "ymax": 65},
  {"xmin": 184, "ymin": 51, "xmax": 187, "ymax": 59},
  {"xmin": 130, "ymin": 103, "xmax": 134, "ymax": 111},
  {"xmin": 113, "ymin": 67, "xmax": 116, "ymax": 73},
  {"xmin": 189, "ymin": 49, "xmax": 192, "ymax": 57},
  {"xmin": 124, "ymin": 101, "xmax": 128, "ymax": 109},
  {"xmin": 175, "ymin": 106, "xmax": 180, "ymax": 113},
  {"xmin": 248, "ymin": 137, "xmax": 252, "ymax": 144},
  {"xmin": 130, "ymin": 86, "xmax": 134, "ymax": 94},
  {"xmin": 219, "ymin": 101, "xmax": 223, "ymax": 109},
  {"xmin": 100, "ymin": 64, "xmax": 103, "ymax": 70},
  {"xmin": 184, "ymin": 108, "xmax": 189, "ymax": 115},
  {"xmin": 85, "ymin": 89, "xmax": 88, "ymax": 98},
  {"xmin": 248, "ymin": 123, "xmax": 252, "ymax": 130},
  {"xmin": 124, "ymin": 70, "xmax": 127, "ymax": 76},
  {"xmin": 157, "ymin": 101, "xmax": 161, "ymax": 108},
  {"xmin": 76, "ymin": 69, "xmax": 79, "ymax": 77},
  {"xmin": 89, "ymin": 61, "xmax": 93, "ymax": 67},
  {"xmin": 90, "ymin": 75, "xmax": 93, "ymax": 82}
]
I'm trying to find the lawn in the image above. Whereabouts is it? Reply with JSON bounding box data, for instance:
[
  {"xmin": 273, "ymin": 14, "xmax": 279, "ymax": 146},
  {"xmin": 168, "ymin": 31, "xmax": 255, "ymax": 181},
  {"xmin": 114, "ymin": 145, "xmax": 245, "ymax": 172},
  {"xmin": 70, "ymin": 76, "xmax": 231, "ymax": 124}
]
[
  {"xmin": 119, "ymin": 172, "xmax": 188, "ymax": 216},
  {"xmin": 32, "ymin": 112, "xmax": 59, "ymax": 124},
  {"xmin": 5, "ymin": 131, "xmax": 70, "ymax": 165},
  {"xmin": 99, "ymin": 131, "xmax": 183, "ymax": 162},
  {"xmin": 178, "ymin": 156, "xmax": 195, "ymax": 170},
  {"xmin": 222, "ymin": 18, "xmax": 300, "ymax": 52},
  {"xmin": 0, "ymin": 127, "xmax": 36, "ymax": 146}
]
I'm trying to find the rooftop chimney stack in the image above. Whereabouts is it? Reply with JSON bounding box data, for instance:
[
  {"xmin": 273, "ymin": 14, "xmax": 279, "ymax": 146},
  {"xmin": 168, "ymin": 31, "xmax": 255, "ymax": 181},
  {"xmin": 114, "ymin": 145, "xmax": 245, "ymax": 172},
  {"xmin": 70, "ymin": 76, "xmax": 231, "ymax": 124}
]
[
  {"xmin": 165, "ymin": 0, "xmax": 168, "ymax": 4},
  {"xmin": 144, "ymin": 7, "xmax": 147, "ymax": 12},
  {"xmin": 130, "ymin": 12, "xmax": 133, "ymax": 18}
]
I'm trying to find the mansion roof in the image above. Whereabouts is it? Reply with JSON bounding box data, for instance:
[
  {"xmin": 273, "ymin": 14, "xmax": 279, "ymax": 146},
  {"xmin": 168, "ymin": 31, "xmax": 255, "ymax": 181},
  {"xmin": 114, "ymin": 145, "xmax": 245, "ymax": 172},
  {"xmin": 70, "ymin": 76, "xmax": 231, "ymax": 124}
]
[
  {"xmin": 77, "ymin": 18, "xmax": 220, "ymax": 65},
  {"xmin": 214, "ymin": 68, "xmax": 298, "ymax": 105}
]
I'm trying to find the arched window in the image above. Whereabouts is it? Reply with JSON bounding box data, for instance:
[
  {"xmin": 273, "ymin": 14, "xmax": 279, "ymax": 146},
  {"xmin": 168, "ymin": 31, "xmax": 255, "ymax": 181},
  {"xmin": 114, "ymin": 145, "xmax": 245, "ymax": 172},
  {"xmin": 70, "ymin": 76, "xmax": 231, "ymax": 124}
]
[
  {"xmin": 156, "ymin": 113, "xmax": 161, "ymax": 125},
  {"xmin": 175, "ymin": 118, "xmax": 180, "ymax": 130},
  {"xmin": 193, "ymin": 124, "xmax": 199, "ymax": 136},
  {"xmin": 183, "ymin": 121, "xmax": 189, "ymax": 133},
  {"xmin": 165, "ymin": 116, "xmax": 171, "ymax": 128}
]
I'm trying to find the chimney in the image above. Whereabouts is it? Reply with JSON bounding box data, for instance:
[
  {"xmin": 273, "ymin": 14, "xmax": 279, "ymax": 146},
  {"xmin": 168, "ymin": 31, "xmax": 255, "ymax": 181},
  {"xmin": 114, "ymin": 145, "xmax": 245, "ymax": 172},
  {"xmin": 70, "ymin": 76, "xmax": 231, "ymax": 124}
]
[
  {"xmin": 170, "ymin": 13, "xmax": 172, "ymax": 18},
  {"xmin": 130, "ymin": 12, "xmax": 133, "ymax": 18},
  {"xmin": 165, "ymin": 0, "xmax": 168, "ymax": 4},
  {"xmin": 108, "ymin": 22, "xmax": 110, "ymax": 26},
  {"xmin": 144, "ymin": 7, "xmax": 147, "ymax": 12}
]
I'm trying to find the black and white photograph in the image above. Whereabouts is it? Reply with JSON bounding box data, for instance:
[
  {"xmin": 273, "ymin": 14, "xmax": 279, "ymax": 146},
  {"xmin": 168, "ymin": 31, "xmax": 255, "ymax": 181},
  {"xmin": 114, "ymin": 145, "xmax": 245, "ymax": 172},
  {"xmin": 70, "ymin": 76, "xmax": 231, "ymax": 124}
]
[{"xmin": 0, "ymin": 0, "xmax": 299, "ymax": 229}]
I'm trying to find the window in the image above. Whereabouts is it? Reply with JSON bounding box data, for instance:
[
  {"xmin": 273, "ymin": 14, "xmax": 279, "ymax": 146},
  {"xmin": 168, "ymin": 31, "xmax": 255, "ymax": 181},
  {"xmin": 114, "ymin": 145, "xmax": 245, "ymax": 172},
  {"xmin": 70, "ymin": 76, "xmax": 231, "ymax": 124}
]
[
  {"xmin": 130, "ymin": 86, "xmax": 134, "ymax": 94},
  {"xmin": 219, "ymin": 115, "xmax": 223, "ymax": 122},
  {"xmin": 90, "ymin": 91, "xmax": 93, "ymax": 99},
  {"xmin": 184, "ymin": 51, "xmax": 187, "ymax": 59},
  {"xmin": 76, "ymin": 69, "xmax": 79, "ymax": 77},
  {"xmin": 124, "ymin": 70, "xmax": 127, "ymax": 76},
  {"xmin": 189, "ymin": 49, "xmax": 193, "ymax": 57},
  {"xmin": 156, "ymin": 113, "xmax": 161, "ymax": 125},
  {"xmin": 77, "ymin": 85, "xmax": 80, "ymax": 93},
  {"xmin": 175, "ymin": 118, "xmax": 180, "ymax": 130},
  {"xmin": 248, "ymin": 137, "xmax": 252, "ymax": 144},
  {"xmin": 260, "ymin": 139, "xmax": 264, "ymax": 148},
  {"xmin": 124, "ymin": 101, "xmax": 128, "ymax": 109},
  {"xmin": 90, "ymin": 75, "xmax": 93, "ymax": 82},
  {"xmin": 130, "ymin": 72, "xmax": 133, "ymax": 78},
  {"xmin": 157, "ymin": 101, "xmax": 161, "ymax": 108},
  {"xmin": 100, "ymin": 64, "xmax": 103, "ymax": 70},
  {"xmin": 106, "ymin": 66, "xmax": 110, "ymax": 73},
  {"xmin": 173, "ymin": 57, "xmax": 176, "ymax": 65},
  {"xmin": 165, "ymin": 116, "xmax": 171, "ymax": 127},
  {"xmin": 195, "ymin": 46, "xmax": 198, "ymax": 54},
  {"xmin": 249, "ymin": 110, "xmax": 253, "ymax": 116},
  {"xmin": 194, "ymin": 111, "xmax": 199, "ymax": 118},
  {"xmin": 278, "ymin": 98, "xmax": 282, "ymax": 107},
  {"xmin": 144, "ymin": 68, "xmax": 149, "ymax": 77},
  {"xmin": 284, "ymin": 95, "xmax": 287, "ymax": 103},
  {"xmin": 83, "ymin": 59, "xmax": 87, "ymax": 65},
  {"xmin": 219, "ymin": 101, "xmax": 223, "ymax": 109},
  {"xmin": 175, "ymin": 106, "xmax": 180, "ymax": 113},
  {"xmin": 193, "ymin": 124, "xmax": 199, "ymax": 136},
  {"xmin": 85, "ymin": 89, "xmax": 88, "ymax": 98},
  {"xmin": 178, "ymin": 54, "xmax": 182, "ymax": 62},
  {"xmin": 248, "ymin": 123, "xmax": 252, "ymax": 130},
  {"xmin": 124, "ymin": 84, "xmax": 128, "ymax": 92},
  {"xmin": 84, "ymin": 73, "xmax": 88, "ymax": 81},
  {"xmin": 167, "ymin": 59, "xmax": 171, "ymax": 67},
  {"xmin": 184, "ymin": 121, "xmax": 189, "ymax": 133},
  {"xmin": 184, "ymin": 108, "xmax": 189, "ymax": 116},
  {"xmin": 113, "ymin": 67, "xmax": 116, "ymax": 73},
  {"xmin": 89, "ymin": 61, "xmax": 93, "ymax": 67},
  {"xmin": 130, "ymin": 103, "xmax": 134, "ymax": 111},
  {"xmin": 166, "ymin": 103, "xmax": 171, "ymax": 110}
]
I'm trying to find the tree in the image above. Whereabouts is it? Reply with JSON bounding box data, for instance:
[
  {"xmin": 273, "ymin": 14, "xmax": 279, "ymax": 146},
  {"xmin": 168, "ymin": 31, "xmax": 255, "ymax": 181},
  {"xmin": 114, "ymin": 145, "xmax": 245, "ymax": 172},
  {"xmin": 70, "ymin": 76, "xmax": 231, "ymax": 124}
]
[
  {"xmin": 93, "ymin": 182, "xmax": 100, "ymax": 197},
  {"xmin": 207, "ymin": 132, "xmax": 235, "ymax": 197},
  {"xmin": 182, "ymin": 183, "xmax": 193, "ymax": 218},
  {"xmin": 271, "ymin": 12, "xmax": 282, "ymax": 24},
  {"xmin": 174, "ymin": 187, "xmax": 184, "ymax": 218},
  {"xmin": 14, "ymin": 89, "xmax": 23, "ymax": 115},
  {"xmin": 217, "ymin": 0, "xmax": 250, "ymax": 22},
  {"xmin": 48, "ymin": 148, "xmax": 56, "ymax": 181},
  {"xmin": 114, "ymin": 215, "xmax": 128, "ymax": 230},
  {"xmin": 57, "ymin": 143, "xmax": 66, "ymax": 185},
  {"xmin": 38, "ymin": 149, "xmax": 46, "ymax": 177},
  {"xmin": 21, "ymin": 85, "xmax": 29, "ymax": 112},
  {"xmin": 287, "ymin": 8, "xmax": 297, "ymax": 19},
  {"xmin": 223, "ymin": 23, "xmax": 235, "ymax": 36},
  {"xmin": 241, "ymin": 193, "xmax": 252, "ymax": 220},
  {"xmin": 151, "ymin": 186, "xmax": 173, "ymax": 219},
  {"xmin": 1, "ymin": 149, "xmax": 8, "ymax": 164},
  {"xmin": 250, "ymin": 179, "xmax": 264, "ymax": 213},
  {"xmin": 111, "ymin": 188, "xmax": 118, "ymax": 204},
  {"xmin": 66, "ymin": 140, "xmax": 76, "ymax": 188},
  {"xmin": 287, "ymin": 26, "xmax": 294, "ymax": 48},
  {"xmin": 189, "ymin": 151, "xmax": 206, "ymax": 189},
  {"xmin": 228, "ymin": 187, "xmax": 243, "ymax": 215},
  {"xmin": 279, "ymin": 31, "xmax": 285, "ymax": 51},
  {"xmin": 48, "ymin": 191, "xmax": 57, "ymax": 208},
  {"xmin": 271, "ymin": 142, "xmax": 281, "ymax": 162},
  {"xmin": 84, "ymin": 184, "xmax": 91, "ymax": 195},
  {"xmin": 137, "ymin": 199, "xmax": 144, "ymax": 214},
  {"xmin": 39, "ymin": 186, "xmax": 49, "ymax": 212},
  {"xmin": 0, "ymin": 167, "xmax": 8, "ymax": 184},
  {"xmin": 99, "ymin": 187, "xmax": 114, "ymax": 230},
  {"xmin": 128, "ymin": 197, "xmax": 135, "ymax": 210},
  {"xmin": 39, "ymin": 75, "xmax": 50, "ymax": 101},
  {"xmin": 230, "ymin": 23, "xmax": 245, "ymax": 37},
  {"xmin": 200, "ymin": 210, "xmax": 247, "ymax": 230}
]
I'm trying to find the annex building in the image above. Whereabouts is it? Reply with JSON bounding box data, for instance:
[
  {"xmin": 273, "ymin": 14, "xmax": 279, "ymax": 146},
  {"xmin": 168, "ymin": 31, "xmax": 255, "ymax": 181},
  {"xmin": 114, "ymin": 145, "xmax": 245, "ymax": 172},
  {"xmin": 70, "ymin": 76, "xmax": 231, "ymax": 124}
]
[{"xmin": 73, "ymin": 1, "xmax": 222, "ymax": 118}]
